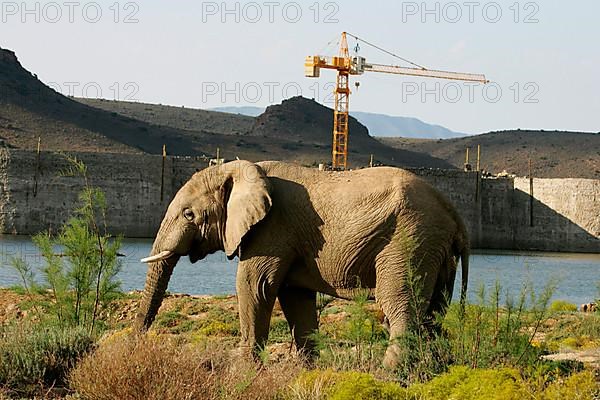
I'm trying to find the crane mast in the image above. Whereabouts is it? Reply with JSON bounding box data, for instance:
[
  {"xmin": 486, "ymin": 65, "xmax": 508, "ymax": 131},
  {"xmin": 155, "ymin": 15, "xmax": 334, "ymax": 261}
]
[
  {"xmin": 305, "ymin": 32, "xmax": 488, "ymax": 170},
  {"xmin": 333, "ymin": 33, "xmax": 350, "ymax": 170}
]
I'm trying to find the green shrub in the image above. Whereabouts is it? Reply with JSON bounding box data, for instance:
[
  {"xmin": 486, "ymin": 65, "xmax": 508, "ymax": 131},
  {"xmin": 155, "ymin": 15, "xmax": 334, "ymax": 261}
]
[
  {"xmin": 312, "ymin": 290, "xmax": 388, "ymax": 372},
  {"xmin": 577, "ymin": 312, "xmax": 600, "ymax": 337},
  {"xmin": 409, "ymin": 366, "xmax": 532, "ymax": 400},
  {"xmin": 544, "ymin": 312, "xmax": 600, "ymax": 351},
  {"xmin": 197, "ymin": 320, "xmax": 237, "ymax": 337},
  {"xmin": 8, "ymin": 156, "xmax": 122, "ymax": 334},
  {"xmin": 541, "ymin": 370, "xmax": 599, "ymax": 400},
  {"xmin": 269, "ymin": 318, "xmax": 292, "ymax": 343},
  {"xmin": 0, "ymin": 323, "xmax": 94, "ymax": 397},
  {"xmin": 328, "ymin": 371, "xmax": 407, "ymax": 400},
  {"xmin": 393, "ymin": 330, "xmax": 453, "ymax": 385},
  {"xmin": 291, "ymin": 370, "xmax": 408, "ymax": 400},
  {"xmin": 291, "ymin": 369, "xmax": 340, "ymax": 399},
  {"xmin": 549, "ymin": 300, "xmax": 577, "ymax": 313},
  {"xmin": 443, "ymin": 281, "xmax": 554, "ymax": 369},
  {"xmin": 155, "ymin": 310, "xmax": 185, "ymax": 329},
  {"xmin": 292, "ymin": 367, "xmax": 598, "ymax": 400}
]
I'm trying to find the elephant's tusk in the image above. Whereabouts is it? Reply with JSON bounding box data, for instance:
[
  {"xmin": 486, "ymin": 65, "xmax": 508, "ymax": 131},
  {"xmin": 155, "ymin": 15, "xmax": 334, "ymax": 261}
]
[{"xmin": 140, "ymin": 250, "xmax": 174, "ymax": 263}]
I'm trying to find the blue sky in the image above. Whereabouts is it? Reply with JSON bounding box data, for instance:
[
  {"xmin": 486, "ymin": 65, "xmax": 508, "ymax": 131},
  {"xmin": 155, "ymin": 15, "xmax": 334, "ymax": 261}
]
[{"xmin": 1, "ymin": 0, "xmax": 598, "ymax": 134}]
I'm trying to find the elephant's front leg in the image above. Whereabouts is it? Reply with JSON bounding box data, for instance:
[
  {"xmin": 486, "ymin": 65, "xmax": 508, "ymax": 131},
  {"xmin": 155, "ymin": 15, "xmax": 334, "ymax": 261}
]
[
  {"xmin": 278, "ymin": 285, "xmax": 318, "ymax": 360},
  {"xmin": 236, "ymin": 259, "xmax": 286, "ymax": 358}
]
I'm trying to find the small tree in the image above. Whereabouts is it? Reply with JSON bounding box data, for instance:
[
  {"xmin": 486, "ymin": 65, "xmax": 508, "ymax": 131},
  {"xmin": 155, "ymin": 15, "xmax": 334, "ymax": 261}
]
[{"xmin": 10, "ymin": 155, "xmax": 122, "ymax": 334}]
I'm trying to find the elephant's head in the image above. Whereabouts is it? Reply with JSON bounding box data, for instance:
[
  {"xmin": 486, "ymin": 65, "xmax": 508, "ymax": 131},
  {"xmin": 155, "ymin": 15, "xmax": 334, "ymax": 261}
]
[{"xmin": 134, "ymin": 160, "xmax": 272, "ymax": 331}]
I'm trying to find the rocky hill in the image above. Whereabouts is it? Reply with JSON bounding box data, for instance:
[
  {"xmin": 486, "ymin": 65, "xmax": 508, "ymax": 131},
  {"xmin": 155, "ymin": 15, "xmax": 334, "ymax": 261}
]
[
  {"xmin": 380, "ymin": 130, "xmax": 600, "ymax": 178},
  {"xmin": 0, "ymin": 46, "xmax": 452, "ymax": 169},
  {"xmin": 5, "ymin": 46, "xmax": 596, "ymax": 177},
  {"xmin": 80, "ymin": 99, "xmax": 254, "ymax": 136},
  {"xmin": 247, "ymin": 97, "xmax": 452, "ymax": 168}
]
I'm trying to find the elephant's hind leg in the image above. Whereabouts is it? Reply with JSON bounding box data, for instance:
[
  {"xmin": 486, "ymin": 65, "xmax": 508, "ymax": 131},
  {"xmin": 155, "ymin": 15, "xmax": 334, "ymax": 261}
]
[
  {"xmin": 375, "ymin": 257, "xmax": 412, "ymax": 369},
  {"xmin": 424, "ymin": 254, "xmax": 457, "ymax": 335},
  {"xmin": 278, "ymin": 286, "xmax": 318, "ymax": 361},
  {"xmin": 375, "ymin": 249, "xmax": 438, "ymax": 369}
]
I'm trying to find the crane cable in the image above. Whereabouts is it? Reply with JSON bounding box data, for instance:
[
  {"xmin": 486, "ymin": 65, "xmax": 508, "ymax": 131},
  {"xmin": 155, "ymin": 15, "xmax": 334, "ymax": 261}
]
[
  {"xmin": 317, "ymin": 33, "xmax": 342, "ymax": 57},
  {"xmin": 345, "ymin": 32, "xmax": 427, "ymax": 70}
]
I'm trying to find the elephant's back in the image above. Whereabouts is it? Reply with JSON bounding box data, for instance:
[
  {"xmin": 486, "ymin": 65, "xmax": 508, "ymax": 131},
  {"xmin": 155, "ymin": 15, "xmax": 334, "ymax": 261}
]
[
  {"xmin": 257, "ymin": 161, "xmax": 434, "ymax": 220},
  {"xmin": 257, "ymin": 160, "xmax": 464, "ymax": 219},
  {"xmin": 257, "ymin": 161, "xmax": 419, "ymax": 191}
]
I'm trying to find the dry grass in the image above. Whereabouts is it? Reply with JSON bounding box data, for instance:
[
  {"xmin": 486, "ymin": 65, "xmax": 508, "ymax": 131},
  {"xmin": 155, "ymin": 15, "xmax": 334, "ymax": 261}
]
[{"xmin": 69, "ymin": 334, "xmax": 302, "ymax": 400}]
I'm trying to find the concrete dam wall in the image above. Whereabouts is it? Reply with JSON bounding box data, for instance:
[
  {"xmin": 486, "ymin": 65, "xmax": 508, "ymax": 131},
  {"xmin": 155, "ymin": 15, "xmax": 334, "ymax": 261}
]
[
  {"xmin": 0, "ymin": 149, "xmax": 206, "ymax": 238},
  {"xmin": 0, "ymin": 149, "xmax": 598, "ymax": 253}
]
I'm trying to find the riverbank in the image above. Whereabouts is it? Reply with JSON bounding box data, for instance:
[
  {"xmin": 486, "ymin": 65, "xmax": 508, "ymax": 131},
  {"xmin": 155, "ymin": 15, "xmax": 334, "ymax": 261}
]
[{"xmin": 1, "ymin": 288, "xmax": 599, "ymax": 398}]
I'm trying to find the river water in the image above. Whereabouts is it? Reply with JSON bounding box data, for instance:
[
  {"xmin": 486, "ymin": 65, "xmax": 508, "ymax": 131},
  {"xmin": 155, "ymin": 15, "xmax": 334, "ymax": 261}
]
[{"xmin": 0, "ymin": 235, "xmax": 598, "ymax": 306}]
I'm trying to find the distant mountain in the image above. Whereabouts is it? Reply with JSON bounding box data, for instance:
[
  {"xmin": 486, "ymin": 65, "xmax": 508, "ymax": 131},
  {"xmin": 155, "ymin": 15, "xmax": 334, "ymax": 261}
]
[
  {"xmin": 350, "ymin": 111, "xmax": 466, "ymax": 139},
  {"xmin": 210, "ymin": 106, "xmax": 265, "ymax": 117},
  {"xmin": 210, "ymin": 106, "xmax": 465, "ymax": 139}
]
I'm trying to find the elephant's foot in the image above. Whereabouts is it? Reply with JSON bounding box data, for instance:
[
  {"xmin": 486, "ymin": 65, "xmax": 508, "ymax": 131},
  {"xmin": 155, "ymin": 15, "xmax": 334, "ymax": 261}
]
[
  {"xmin": 382, "ymin": 342, "xmax": 403, "ymax": 369},
  {"xmin": 294, "ymin": 344, "xmax": 318, "ymax": 366},
  {"xmin": 230, "ymin": 344, "xmax": 251, "ymax": 358},
  {"xmin": 230, "ymin": 342, "xmax": 262, "ymax": 365}
]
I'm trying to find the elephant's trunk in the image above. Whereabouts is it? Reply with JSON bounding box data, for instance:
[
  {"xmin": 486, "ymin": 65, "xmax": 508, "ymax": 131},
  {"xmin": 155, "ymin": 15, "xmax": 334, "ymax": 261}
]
[{"xmin": 134, "ymin": 254, "xmax": 180, "ymax": 332}]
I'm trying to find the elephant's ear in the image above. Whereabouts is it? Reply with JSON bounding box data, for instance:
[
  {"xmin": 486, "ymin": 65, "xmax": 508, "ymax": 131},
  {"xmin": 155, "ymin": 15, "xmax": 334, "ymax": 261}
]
[{"xmin": 220, "ymin": 161, "xmax": 272, "ymax": 257}]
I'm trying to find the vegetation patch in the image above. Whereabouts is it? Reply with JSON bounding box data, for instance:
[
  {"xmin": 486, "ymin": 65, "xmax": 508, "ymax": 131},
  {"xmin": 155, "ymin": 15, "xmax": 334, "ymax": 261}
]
[
  {"xmin": 70, "ymin": 335, "xmax": 302, "ymax": 400},
  {"xmin": 0, "ymin": 323, "xmax": 94, "ymax": 397},
  {"xmin": 549, "ymin": 300, "xmax": 578, "ymax": 313}
]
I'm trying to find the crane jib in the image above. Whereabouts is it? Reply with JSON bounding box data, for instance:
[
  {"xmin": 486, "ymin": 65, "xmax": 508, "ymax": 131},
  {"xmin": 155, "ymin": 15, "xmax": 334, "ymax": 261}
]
[{"xmin": 366, "ymin": 63, "xmax": 488, "ymax": 84}]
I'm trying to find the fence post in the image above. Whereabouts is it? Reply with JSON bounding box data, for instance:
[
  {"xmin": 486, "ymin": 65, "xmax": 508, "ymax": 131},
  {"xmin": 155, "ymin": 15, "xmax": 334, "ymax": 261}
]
[
  {"xmin": 33, "ymin": 137, "xmax": 41, "ymax": 197},
  {"xmin": 529, "ymin": 158, "xmax": 534, "ymax": 227},
  {"xmin": 161, "ymin": 144, "xmax": 166, "ymax": 203},
  {"xmin": 475, "ymin": 144, "xmax": 481, "ymax": 201}
]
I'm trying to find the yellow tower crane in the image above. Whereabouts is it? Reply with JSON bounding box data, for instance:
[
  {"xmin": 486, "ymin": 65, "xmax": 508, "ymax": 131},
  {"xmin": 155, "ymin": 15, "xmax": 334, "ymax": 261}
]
[{"xmin": 305, "ymin": 32, "xmax": 488, "ymax": 170}]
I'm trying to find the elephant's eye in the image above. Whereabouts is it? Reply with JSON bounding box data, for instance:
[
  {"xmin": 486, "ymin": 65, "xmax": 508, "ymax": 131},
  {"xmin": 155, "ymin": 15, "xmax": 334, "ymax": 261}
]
[{"xmin": 183, "ymin": 209, "xmax": 195, "ymax": 221}]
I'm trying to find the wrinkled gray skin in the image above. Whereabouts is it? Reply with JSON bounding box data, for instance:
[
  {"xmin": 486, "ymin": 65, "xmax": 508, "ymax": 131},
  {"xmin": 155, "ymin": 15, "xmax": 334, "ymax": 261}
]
[{"xmin": 134, "ymin": 160, "xmax": 469, "ymax": 368}]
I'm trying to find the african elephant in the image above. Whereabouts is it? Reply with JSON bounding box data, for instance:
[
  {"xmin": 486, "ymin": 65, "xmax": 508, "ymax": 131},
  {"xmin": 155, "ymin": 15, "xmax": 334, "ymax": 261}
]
[{"xmin": 135, "ymin": 160, "xmax": 469, "ymax": 368}]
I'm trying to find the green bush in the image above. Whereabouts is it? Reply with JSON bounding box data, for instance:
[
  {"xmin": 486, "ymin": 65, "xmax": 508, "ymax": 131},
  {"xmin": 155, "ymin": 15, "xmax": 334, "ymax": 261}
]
[
  {"xmin": 8, "ymin": 156, "xmax": 122, "ymax": 334},
  {"xmin": 269, "ymin": 318, "xmax": 292, "ymax": 343},
  {"xmin": 155, "ymin": 310, "xmax": 186, "ymax": 329},
  {"xmin": 312, "ymin": 290, "xmax": 388, "ymax": 372},
  {"xmin": 292, "ymin": 367, "xmax": 599, "ymax": 400},
  {"xmin": 0, "ymin": 157, "xmax": 124, "ymax": 396},
  {"xmin": 0, "ymin": 323, "xmax": 94, "ymax": 397},
  {"xmin": 409, "ymin": 366, "xmax": 532, "ymax": 400},
  {"xmin": 549, "ymin": 300, "xmax": 577, "ymax": 313},
  {"xmin": 544, "ymin": 312, "xmax": 600, "ymax": 351},
  {"xmin": 541, "ymin": 370, "xmax": 599, "ymax": 400},
  {"xmin": 393, "ymin": 330, "xmax": 453, "ymax": 385},
  {"xmin": 444, "ymin": 281, "xmax": 554, "ymax": 367},
  {"xmin": 329, "ymin": 371, "xmax": 407, "ymax": 400},
  {"xmin": 292, "ymin": 370, "xmax": 408, "ymax": 400}
]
